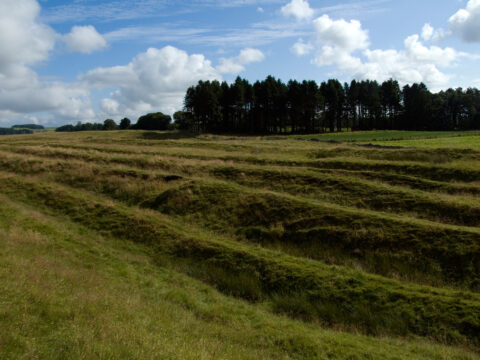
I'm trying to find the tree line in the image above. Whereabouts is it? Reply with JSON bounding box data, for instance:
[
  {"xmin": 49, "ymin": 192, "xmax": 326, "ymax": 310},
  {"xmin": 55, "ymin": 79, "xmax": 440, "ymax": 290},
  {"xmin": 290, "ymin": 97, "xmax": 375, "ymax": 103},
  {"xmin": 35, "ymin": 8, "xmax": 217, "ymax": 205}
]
[
  {"xmin": 12, "ymin": 124, "xmax": 45, "ymax": 130},
  {"xmin": 0, "ymin": 128, "xmax": 34, "ymax": 135},
  {"xmin": 0, "ymin": 124, "xmax": 45, "ymax": 136},
  {"xmin": 55, "ymin": 113, "xmax": 173, "ymax": 132},
  {"xmin": 179, "ymin": 76, "xmax": 480, "ymax": 134}
]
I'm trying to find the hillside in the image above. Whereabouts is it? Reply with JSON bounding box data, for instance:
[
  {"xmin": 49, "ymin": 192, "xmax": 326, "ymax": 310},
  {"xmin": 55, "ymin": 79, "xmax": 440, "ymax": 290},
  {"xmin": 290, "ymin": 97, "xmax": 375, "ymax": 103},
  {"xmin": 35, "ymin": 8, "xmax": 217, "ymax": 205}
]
[{"xmin": 1, "ymin": 130, "xmax": 480, "ymax": 359}]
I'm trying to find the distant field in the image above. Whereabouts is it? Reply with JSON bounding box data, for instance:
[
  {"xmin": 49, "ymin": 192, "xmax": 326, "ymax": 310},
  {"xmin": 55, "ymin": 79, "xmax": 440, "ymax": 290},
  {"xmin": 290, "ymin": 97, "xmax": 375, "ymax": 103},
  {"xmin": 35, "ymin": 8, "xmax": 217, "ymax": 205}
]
[
  {"xmin": 369, "ymin": 135, "xmax": 480, "ymax": 148},
  {"xmin": 1, "ymin": 130, "xmax": 480, "ymax": 359},
  {"xmin": 283, "ymin": 130, "xmax": 480, "ymax": 144}
]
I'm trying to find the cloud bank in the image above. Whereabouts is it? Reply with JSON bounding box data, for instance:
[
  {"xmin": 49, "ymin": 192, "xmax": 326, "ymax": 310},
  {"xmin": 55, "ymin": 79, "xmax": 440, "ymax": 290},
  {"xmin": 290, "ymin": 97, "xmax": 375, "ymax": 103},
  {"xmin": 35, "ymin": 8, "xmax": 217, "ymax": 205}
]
[
  {"xmin": 83, "ymin": 46, "xmax": 222, "ymax": 118},
  {"xmin": 0, "ymin": 0, "xmax": 94, "ymax": 125},
  {"xmin": 288, "ymin": 0, "xmax": 470, "ymax": 89}
]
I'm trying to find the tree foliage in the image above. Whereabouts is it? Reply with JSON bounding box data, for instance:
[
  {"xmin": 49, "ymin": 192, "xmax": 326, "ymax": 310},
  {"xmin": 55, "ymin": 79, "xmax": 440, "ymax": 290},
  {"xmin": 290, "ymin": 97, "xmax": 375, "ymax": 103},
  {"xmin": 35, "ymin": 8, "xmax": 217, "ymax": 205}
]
[
  {"xmin": 56, "ymin": 122, "xmax": 103, "ymax": 132},
  {"xmin": 134, "ymin": 112, "xmax": 172, "ymax": 130},
  {"xmin": 103, "ymin": 119, "xmax": 118, "ymax": 130},
  {"xmin": 119, "ymin": 118, "xmax": 131, "ymax": 129},
  {"xmin": 0, "ymin": 128, "xmax": 33, "ymax": 135},
  {"xmin": 11, "ymin": 124, "xmax": 44, "ymax": 130},
  {"xmin": 173, "ymin": 111, "xmax": 192, "ymax": 131},
  {"xmin": 182, "ymin": 76, "xmax": 480, "ymax": 134}
]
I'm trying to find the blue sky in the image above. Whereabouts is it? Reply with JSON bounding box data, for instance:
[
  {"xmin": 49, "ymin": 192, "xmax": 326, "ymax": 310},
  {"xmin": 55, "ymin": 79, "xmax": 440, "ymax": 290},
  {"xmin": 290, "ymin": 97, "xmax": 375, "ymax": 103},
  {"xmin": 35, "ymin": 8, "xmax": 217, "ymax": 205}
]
[{"xmin": 1, "ymin": 0, "xmax": 480, "ymax": 126}]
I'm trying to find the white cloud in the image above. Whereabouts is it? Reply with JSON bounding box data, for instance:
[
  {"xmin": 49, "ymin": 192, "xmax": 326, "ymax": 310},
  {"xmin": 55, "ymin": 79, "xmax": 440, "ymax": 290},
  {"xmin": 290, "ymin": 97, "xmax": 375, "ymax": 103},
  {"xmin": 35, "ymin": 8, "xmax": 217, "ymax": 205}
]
[
  {"xmin": 83, "ymin": 46, "xmax": 221, "ymax": 118},
  {"xmin": 217, "ymin": 48, "xmax": 265, "ymax": 74},
  {"xmin": 313, "ymin": 15, "xmax": 369, "ymax": 53},
  {"xmin": 0, "ymin": 0, "xmax": 55, "ymax": 70},
  {"xmin": 0, "ymin": 0, "xmax": 95, "ymax": 125},
  {"xmin": 309, "ymin": 14, "xmax": 370, "ymax": 77},
  {"xmin": 100, "ymin": 98, "xmax": 120, "ymax": 114},
  {"xmin": 291, "ymin": 38, "xmax": 313, "ymax": 56},
  {"xmin": 257, "ymin": 7, "xmax": 264, "ymax": 13},
  {"xmin": 316, "ymin": 0, "xmax": 390, "ymax": 19},
  {"xmin": 64, "ymin": 25, "xmax": 107, "ymax": 54},
  {"xmin": 217, "ymin": 60, "xmax": 244, "ymax": 74},
  {"xmin": 404, "ymin": 35, "xmax": 459, "ymax": 67},
  {"xmin": 238, "ymin": 48, "xmax": 265, "ymax": 63},
  {"xmin": 421, "ymin": 23, "xmax": 446, "ymax": 42},
  {"xmin": 281, "ymin": 0, "xmax": 314, "ymax": 21},
  {"xmin": 358, "ymin": 49, "xmax": 451, "ymax": 88},
  {"xmin": 307, "ymin": 14, "xmax": 467, "ymax": 89},
  {"xmin": 449, "ymin": 0, "xmax": 480, "ymax": 42},
  {"xmin": 313, "ymin": 45, "xmax": 363, "ymax": 68},
  {"xmin": 421, "ymin": 24, "xmax": 434, "ymax": 41}
]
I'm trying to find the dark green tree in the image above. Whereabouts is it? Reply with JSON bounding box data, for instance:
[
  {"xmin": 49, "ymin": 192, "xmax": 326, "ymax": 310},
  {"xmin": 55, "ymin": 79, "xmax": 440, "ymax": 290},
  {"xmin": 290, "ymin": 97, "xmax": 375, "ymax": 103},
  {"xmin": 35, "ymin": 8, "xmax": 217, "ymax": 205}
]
[
  {"xmin": 119, "ymin": 118, "xmax": 131, "ymax": 129},
  {"xmin": 321, "ymin": 79, "xmax": 344, "ymax": 132},
  {"xmin": 103, "ymin": 119, "xmax": 118, "ymax": 130},
  {"xmin": 173, "ymin": 111, "xmax": 192, "ymax": 130},
  {"xmin": 181, "ymin": 75, "xmax": 480, "ymax": 134},
  {"xmin": 134, "ymin": 112, "xmax": 172, "ymax": 130},
  {"xmin": 381, "ymin": 79, "xmax": 401, "ymax": 129},
  {"xmin": 402, "ymin": 83, "xmax": 433, "ymax": 130}
]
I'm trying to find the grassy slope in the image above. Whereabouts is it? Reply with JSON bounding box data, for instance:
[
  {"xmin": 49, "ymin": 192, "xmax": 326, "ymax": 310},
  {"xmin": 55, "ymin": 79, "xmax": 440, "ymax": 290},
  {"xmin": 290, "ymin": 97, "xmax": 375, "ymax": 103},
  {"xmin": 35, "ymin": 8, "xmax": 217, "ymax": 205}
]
[
  {"xmin": 1, "ymin": 130, "xmax": 480, "ymax": 357},
  {"xmin": 4, "ymin": 196, "xmax": 478, "ymax": 359}
]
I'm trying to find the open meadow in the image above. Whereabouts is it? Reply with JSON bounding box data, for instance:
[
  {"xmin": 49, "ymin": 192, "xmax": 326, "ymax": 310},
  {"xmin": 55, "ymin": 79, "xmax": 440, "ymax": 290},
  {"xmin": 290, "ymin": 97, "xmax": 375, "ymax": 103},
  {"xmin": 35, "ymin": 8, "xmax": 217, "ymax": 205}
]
[{"xmin": 1, "ymin": 130, "xmax": 480, "ymax": 359}]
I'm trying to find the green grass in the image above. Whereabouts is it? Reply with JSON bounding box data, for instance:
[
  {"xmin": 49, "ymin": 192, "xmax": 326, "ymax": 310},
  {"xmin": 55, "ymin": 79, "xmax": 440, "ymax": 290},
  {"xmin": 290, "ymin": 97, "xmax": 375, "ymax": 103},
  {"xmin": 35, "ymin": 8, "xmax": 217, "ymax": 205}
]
[
  {"xmin": 276, "ymin": 130, "xmax": 480, "ymax": 143},
  {"xmin": 369, "ymin": 135, "xmax": 480, "ymax": 148},
  {"xmin": 2, "ymin": 196, "xmax": 478, "ymax": 359},
  {"xmin": 1, "ymin": 172, "xmax": 480, "ymax": 345},
  {"xmin": 1, "ymin": 151, "xmax": 480, "ymax": 287},
  {"xmin": 1, "ymin": 129, "xmax": 480, "ymax": 358}
]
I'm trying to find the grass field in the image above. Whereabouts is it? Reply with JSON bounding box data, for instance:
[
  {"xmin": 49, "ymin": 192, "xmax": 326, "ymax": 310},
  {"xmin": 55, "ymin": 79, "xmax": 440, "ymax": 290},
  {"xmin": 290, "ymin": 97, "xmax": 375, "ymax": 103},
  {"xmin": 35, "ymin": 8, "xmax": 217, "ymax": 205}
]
[
  {"xmin": 1, "ymin": 129, "xmax": 480, "ymax": 359},
  {"xmin": 280, "ymin": 130, "xmax": 480, "ymax": 144}
]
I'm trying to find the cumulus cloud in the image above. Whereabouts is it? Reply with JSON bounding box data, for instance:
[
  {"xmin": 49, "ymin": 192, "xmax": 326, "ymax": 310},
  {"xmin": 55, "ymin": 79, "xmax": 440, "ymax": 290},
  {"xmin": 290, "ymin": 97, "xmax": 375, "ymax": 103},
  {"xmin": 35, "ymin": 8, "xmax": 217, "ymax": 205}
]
[
  {"xmin": 64, "ymin": 25, "xmax": 107, "ymax": 54},
  {"xmin": 291, "ymin": 38, "xmax": 313, "ymax": 56},
  {"xmin": 82, "ymin": 46, "xmax": 221, "ymax": 117},
  {"xmin": 357, "ymin": 49, "xmax": 451, "ymax": 88},
  {"xmin": 421, "ymin": 24, "xmax": 434, "ymax": 41},
  {"xmin": 313, "ymin": 15, "xmax": 369, "ymax": 53},
  {"xmin": 306, "ymin": 14, "xmax": 467, "ymax": 89},
  {"xmin": 404, "ymin": 35, "xmax": 459, "ymax": 67},
  {"xmin": 0, "ymin": 0, "xmax": 55, "ymax": 72},
  {"xmin": 0, "ymin": 0, "xmax": 94, "ymax": 125},
  {"xmin": 217, "ymin": 48, "xmax": 265, "ymax": 74},
  {"xmin": 310, "ymin": 14, "xmax": 369, "ymax": 71},
  {"xmin": 421, "ymin": 23, "xmax": 446, "ymax": 42},
  {"xmin": 281, "ymin": 0, "xmax": 314, "ymax": 21},
  {"xmin": 449, "ymin": 0, "xmax": 480, "ymax": 42}
]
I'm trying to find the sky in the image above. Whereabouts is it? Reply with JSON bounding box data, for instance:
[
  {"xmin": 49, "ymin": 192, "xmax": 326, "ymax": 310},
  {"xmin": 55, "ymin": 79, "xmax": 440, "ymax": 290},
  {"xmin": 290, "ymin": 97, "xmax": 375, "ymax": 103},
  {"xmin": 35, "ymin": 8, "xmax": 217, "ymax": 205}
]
[{"xmin": 1, "ymin": 0, "xmax": 480, "ymax": 126}]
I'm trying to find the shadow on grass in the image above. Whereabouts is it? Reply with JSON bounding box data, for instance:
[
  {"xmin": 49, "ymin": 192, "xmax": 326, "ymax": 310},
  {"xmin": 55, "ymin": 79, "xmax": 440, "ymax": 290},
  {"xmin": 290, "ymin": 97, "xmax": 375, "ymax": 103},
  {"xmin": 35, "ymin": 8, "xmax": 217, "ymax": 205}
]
[{"xmin": 141, "ymin": 131, "xmax": 197, "ymax": 140}]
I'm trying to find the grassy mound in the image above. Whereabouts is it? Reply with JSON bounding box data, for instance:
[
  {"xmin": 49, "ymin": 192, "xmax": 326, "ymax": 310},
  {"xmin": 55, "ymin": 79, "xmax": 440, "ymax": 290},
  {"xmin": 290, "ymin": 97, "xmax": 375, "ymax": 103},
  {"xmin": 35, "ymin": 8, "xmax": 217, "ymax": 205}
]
[
  {"xmin": 2, "ymin": 196, "xmax": 477, "ymax": 359},
  {"xmin": 1, "ymin": 173, "xmax": 480, "ymax": 346},
  {"xmin": 1, "ymin": 130, "xmax": 480, "ymax": 357}
]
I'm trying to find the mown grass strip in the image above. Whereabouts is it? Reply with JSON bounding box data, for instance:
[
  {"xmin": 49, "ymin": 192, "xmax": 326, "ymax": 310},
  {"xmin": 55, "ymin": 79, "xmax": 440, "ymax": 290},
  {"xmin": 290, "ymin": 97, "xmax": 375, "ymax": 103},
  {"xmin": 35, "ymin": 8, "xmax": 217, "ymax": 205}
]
[
  {"xmin": 210, "ymin": 165, "xmax": 480, "ymax": 227},
  {"xmin": 1, "ymin": 151, "xmax": 479, "ymax": 289},
  {"xmin": 6, "ymin": 141, "xmax": 480, "ymax": 184},
  {"xmin": 311, "ymin": 158, "xmax": 480, "ymax": 183},
  {"xmin": 3, "ymin": 149, "xmax": 480, "ymax": 228},
  {"xmin": 146, "ymin": 178, "xmax": 480, "ymax": 289}
]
